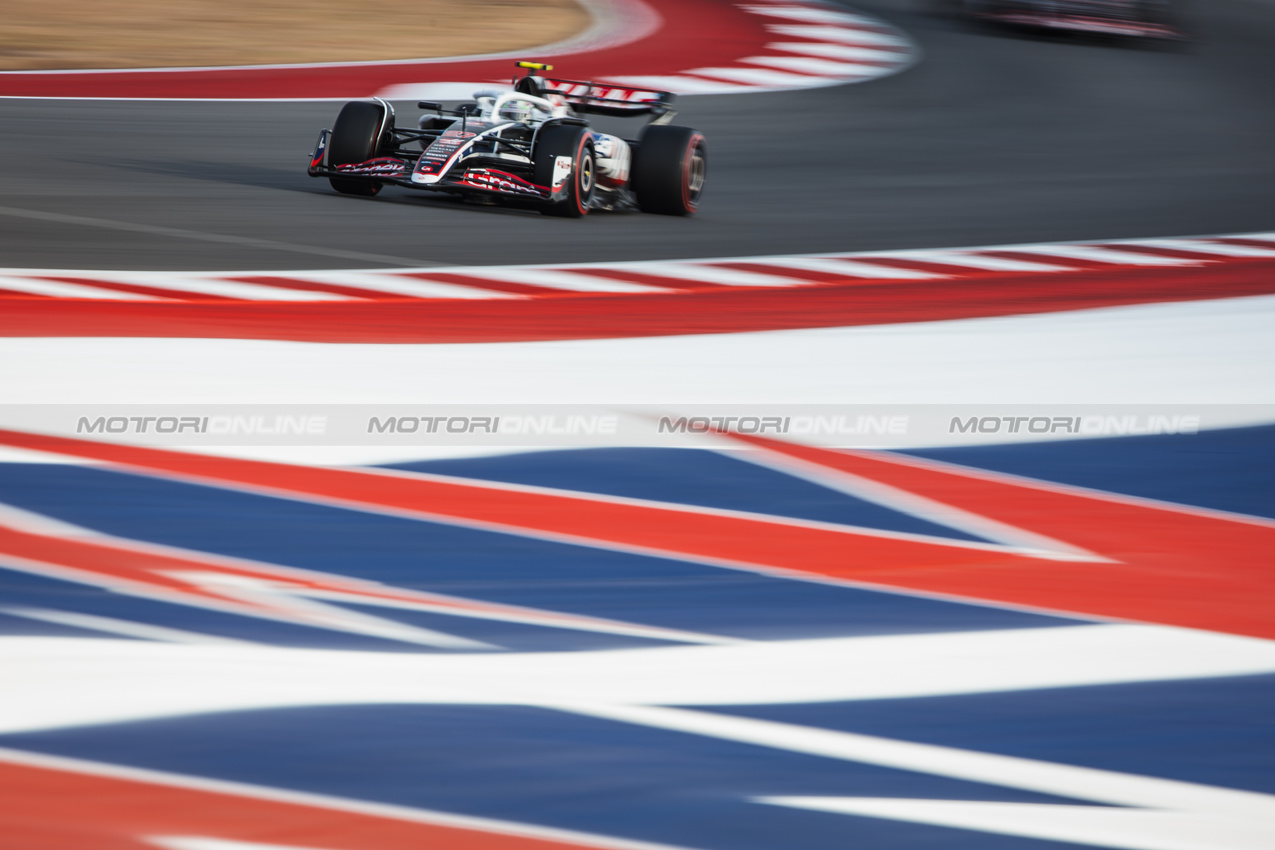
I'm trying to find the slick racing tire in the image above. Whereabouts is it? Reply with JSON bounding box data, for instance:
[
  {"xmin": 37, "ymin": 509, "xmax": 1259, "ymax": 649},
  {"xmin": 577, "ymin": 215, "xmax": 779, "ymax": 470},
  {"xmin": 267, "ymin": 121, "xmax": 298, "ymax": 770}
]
[
  {"xmin": 631, "ymin": 125, "xmax": 706, "ymax": 216},
  {"xmin": 328, "ymin": 100, "xmax": 390, "ymax": 197},
  {"xmin": 533, "ymin": 125, "xmax": 595, "ymax": 218}
]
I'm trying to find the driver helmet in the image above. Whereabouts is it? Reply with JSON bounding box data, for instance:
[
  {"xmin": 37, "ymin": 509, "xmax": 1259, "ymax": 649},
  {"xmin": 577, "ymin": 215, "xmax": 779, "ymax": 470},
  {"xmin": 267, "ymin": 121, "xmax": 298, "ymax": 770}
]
[{"xmin": 499, "ymin": 98, "xmax": 536, "ymax": 124}]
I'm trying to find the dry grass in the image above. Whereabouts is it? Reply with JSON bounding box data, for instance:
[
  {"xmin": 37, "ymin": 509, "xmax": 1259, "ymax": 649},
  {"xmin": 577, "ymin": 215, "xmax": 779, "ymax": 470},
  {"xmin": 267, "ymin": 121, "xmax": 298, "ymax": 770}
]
[{"xmin": 0, "ymin": 0, "xmax": 588, "ymax": 70}]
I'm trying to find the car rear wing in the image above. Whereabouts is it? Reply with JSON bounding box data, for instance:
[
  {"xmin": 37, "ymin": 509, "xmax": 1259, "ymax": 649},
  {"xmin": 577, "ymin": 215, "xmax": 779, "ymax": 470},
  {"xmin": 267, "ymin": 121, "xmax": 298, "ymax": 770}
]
[
  {"xmin": 540, "ymin": 77, "xmax": 676, "ymax": 118},
  {"xmin": 510, "ymin": 62, "xmax": 675, "ymax": 120}
]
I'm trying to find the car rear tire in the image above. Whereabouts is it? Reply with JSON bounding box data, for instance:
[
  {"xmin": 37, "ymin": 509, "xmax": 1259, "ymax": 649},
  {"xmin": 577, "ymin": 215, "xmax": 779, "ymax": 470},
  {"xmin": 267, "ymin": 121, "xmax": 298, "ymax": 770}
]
[
  {"xmin": 533, "ymin": 125, "xmax": 595, "ymax": 217},
  {"xmin": 328, "ymin": 100, "xmax": 389, "ymax": 197},
  {"xmin": 630, "ymin": 125, "xmax": 706, "ymax": 216}
]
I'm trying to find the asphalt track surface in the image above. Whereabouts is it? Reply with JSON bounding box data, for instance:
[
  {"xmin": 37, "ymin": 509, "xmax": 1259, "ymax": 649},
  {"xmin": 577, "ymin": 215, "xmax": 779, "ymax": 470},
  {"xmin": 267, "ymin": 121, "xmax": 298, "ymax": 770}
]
[{"xmin": 1, "ymin": 0, "xmax": 1274, "ymax": 272}]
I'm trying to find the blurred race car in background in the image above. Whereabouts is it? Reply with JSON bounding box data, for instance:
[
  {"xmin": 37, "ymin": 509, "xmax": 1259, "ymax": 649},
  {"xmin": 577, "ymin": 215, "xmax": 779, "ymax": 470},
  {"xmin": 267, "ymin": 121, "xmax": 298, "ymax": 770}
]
[
  {"xmin": 956, "ymin": 1, "xmax": 1186, "ymax": 39},
  {"xmin": 307, "ymin": 62, "xmax": 707, "ymax": 217}
]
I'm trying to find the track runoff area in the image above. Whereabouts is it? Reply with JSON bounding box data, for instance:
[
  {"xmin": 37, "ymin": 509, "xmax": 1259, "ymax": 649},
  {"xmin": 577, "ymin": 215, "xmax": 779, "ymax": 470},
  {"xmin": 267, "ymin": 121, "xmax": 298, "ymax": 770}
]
[{"xmin": 1, "ymin": 3, "xmax": 1273, "ymax": 850}]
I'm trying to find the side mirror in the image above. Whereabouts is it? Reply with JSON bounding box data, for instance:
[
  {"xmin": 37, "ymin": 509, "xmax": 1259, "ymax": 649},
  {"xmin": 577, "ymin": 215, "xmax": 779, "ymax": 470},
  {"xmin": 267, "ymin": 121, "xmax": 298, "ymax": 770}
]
[{"xmin": 417, "ymin": 101, "xmax": 442, "ymax": 112}]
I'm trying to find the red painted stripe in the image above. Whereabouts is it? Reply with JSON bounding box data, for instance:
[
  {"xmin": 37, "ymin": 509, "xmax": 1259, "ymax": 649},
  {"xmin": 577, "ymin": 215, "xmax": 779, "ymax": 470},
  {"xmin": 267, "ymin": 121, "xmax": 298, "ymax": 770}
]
[
  {"xmin": 720, "ymin": 431, "xmax": 1275, "ymax": 639},
  {"xmin": 0, "ymin": 757, "xmax": 610, "ymax": 850},
  {"xmin": 2, "ymin": 426, "xmax": 1271, "ymax": 638},
  {"xmin": 0, "ymin": 428, "xmax": 1035, "ymax": 591},
  {"xmin": 1, "ymin": 259, "xmax": 1272, "ymax": 342},
  {"xmin": 0, "ymin": 524, "xmax": 252, "ymax": 609},
  {"xmin": 0, "ymin": 287, "xmax": 56, "ymax": 300}
]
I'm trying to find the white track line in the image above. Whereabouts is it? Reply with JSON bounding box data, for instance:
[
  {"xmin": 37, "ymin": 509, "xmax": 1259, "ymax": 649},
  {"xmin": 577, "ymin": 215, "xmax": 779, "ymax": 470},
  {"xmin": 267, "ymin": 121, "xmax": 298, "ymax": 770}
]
[
  {"xmin": 766, "ymin": 24, "xmax": 911, "ymax": 47},
  {"xmin": 748, "ymin": 257, "xmax": 944, "ymax": 280},
  {"xmin": 681, "ymin": 67, "xmax": 837, "ymax": 87},
  {"xmin": 766, "ymin": 42, "xmax": 908, "ymax": 61},
  {"xmin": 444, "ymin": 268, "xmax": 668, "ymax": 293},
  {"xmin": 855, "ymin": 251, "xmax": 1073, "ymax": 273},
  {"xmin": 742, "ymin": 6, "xmax": 874, "ymax": 25},
  {"xmin": 741, "ymin": 56, "xmax": 885, "ymax": 76},
  {"xmin": 605, "ymin": 263, "xmax": 809, "ymax": 287},
  {"xmin": 997, "ymin": 245, "xmax": 1199, "ymax": 266},
  {"xmin": 82, "ymin": 273, "xmax": 355, "ymax": 301},
  {"xmin": 280, "ymin": 271, "xmax": 521, "ymax": 300},
  {"xmin": 1128, "ymin": 238, "xmax": 1275, "ymax": 258}
]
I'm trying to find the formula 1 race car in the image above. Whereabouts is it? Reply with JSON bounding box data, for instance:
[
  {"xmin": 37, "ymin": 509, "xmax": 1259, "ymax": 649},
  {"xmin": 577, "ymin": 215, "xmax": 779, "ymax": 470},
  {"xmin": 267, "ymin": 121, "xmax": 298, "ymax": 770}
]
[
  {"xmin": 958, "ymin": 0, "xmax": 1185, "ymax": 39},
  {"xmin": 307, "ymin": 62, "xmax": 706, "ymax": 216}
]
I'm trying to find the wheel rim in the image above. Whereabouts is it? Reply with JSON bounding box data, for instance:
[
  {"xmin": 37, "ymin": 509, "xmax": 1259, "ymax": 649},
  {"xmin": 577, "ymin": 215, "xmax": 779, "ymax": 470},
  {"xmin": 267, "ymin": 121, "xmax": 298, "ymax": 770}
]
[
  {"xmin": 579, "ymin": 151, "xmax": 595, "ymax": 195},
  {"xmin": 687, "ymin": 144, "xmax": 706, "ymax": 204}
]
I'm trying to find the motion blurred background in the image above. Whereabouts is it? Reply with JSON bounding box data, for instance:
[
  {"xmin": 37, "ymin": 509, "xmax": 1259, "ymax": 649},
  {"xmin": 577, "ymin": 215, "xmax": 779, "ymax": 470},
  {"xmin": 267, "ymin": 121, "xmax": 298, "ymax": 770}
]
[{"xmin": 0, "ymin": 2, "xmax": 1272, "ymax": 850}]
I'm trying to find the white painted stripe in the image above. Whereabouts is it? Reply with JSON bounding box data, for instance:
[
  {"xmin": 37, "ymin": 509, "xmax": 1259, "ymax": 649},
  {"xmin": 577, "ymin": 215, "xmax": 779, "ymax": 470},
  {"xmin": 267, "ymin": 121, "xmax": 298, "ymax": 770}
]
[
  {"xmin": 1124, "ymin": 238, "xmax": 1275, "ymax": 258},
  {"xmin": 765, "ymin": 42, "xmax": 907, "ymax": 61},
  {"xmin": 0, "ymin": 275, "xmax": 161, "ymax": 300},
  {"xmin": 853, "ymin": 250, "xmax": 1073, "ymax": 272},
  {"xmin": 741, "ymin": 5, "xmax": 871, "ymax": 25},
  {"xmin": 740, "ymin": 55, "xmax": 881, "ymax": 77},
  {"xmin": 682, "ymin": 66, "xmax": 838, "ymax": 87},
  {"xmin": 997, "ymin": 245, "xmax": 1197, "ymax": 266},
  {"xmin": 75, "ymin": 272, "xmax": 356, "ymax": 301},
  {"xmin": 750, "ymin": 257, "xmax": 944, "ymax": 280},
  {"xmin": 766, "ymin": 24, "xmax": 911, "ymax": 46},
  {"xmin": 4, "ymin": 296, "xmax": 1272, "ymax": 405},
  {"xmin": 0, "ymin": 607, "xmax": 251, "ymax": 645},
  {"xmin": 569, "ymin": 704, "xmax": 1275, "ymax": 818},
  {"xmin": 605, "ymin": 262, "xmax": 809, "ymax": 287},
  {"xmin": 272, "ymin": 271, "xmax": 521, "ymax": 300},
  {"xmin": 564, "ymin": 704, "xmax": 1275, "ymax": 850},
  {"xmin": 602, "ymin": 75, "xmax": 757, "ymax": 95},
  {"xmin": 445, "ymin": 267, "xmax": 668, "ymax": 293},
  {"xmin": 3, "ymin": 624, "xmax": 1273, "ymax": 732},
  {"xmin": 763, "ymin": 797, "xmax": 1275, "ymax": 850}
]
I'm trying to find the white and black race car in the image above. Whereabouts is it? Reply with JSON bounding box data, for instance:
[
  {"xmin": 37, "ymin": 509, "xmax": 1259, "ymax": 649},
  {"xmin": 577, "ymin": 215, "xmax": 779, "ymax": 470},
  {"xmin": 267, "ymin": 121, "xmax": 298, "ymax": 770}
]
[
  {"xmin": 957, "ymin": 0, "xmax": 1185, "ymax": 39},
  {"xmin": 307, "ymin": 62, "xmax": 706, "ymax": 217}
]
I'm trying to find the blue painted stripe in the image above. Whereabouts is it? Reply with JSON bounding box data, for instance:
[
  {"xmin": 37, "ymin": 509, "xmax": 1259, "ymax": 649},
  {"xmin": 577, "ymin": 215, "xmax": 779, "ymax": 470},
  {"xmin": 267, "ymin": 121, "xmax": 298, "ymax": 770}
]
[
  {"xmin": 0, "ymin": 464, "xmax": 1081, "ymax": 648},
  {"xmin": 0, "ymin": 704, "xmax": 1113, "ymax": 850},
  {"xmin": 907, "ymin": 424, "xmax": 1275, "ymax": 520},
  {"xmin": 711, "ymin": 673, "xmax": 1275, "ymax": 796}
]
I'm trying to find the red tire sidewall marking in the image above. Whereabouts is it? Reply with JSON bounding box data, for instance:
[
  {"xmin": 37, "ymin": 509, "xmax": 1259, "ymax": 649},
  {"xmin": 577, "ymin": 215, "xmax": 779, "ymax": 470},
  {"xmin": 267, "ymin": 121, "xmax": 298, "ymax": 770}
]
[
  {"xmin": 682, "ymin": 133, "xmax": 704, "ymax": 213},
  {"xmin": 575, "ymin": 132, "xmax": 592, "ymax": 216}
]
